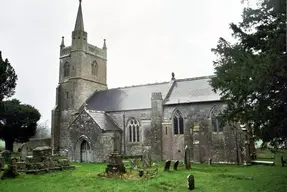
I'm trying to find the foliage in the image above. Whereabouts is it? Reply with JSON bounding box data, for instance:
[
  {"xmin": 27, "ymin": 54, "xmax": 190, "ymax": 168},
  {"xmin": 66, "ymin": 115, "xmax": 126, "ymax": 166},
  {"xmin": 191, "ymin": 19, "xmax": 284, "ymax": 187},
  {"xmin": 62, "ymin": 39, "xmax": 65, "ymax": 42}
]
[
  {"xmin": 0, "ymin": 99, "xmax": 41, "ymax": 151},
  {"xmin": 0, "ymin": 51, "xmax": 17, "ymax": 101},
  {"xmin": 34, "ymin": 120, "xmax": 50, "ymax": 139},
  {"xmin": 210, "ymin": 0, "xmax": 287, "ymax": 142},
  {"xmin": 1, "ymin": 154, "xmax": 287, "ymax": 191}
]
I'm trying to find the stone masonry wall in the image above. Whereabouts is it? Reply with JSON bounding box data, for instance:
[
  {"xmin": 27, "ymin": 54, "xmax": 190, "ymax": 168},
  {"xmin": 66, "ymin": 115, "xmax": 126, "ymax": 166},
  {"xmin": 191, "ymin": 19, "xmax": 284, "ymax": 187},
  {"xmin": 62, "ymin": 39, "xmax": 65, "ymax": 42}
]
[
  {"xmin": 67, "ymin": 110, "xmax": 115, "ymax": 162},
  {"xmin": 163, "ymin": 102, "xmax": 245, "ymax": 163},
  {"xmin": 108, "ymin": 109, "xmax": 152, "ymax": 156}
]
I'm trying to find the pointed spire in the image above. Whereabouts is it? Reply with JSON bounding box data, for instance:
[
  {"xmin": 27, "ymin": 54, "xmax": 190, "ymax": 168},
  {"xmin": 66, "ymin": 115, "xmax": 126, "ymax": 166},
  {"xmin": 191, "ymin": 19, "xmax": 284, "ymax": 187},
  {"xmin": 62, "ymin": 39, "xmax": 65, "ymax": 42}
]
[
  {"xmin": 103, "ymin": 39, "xmax": 107, "ymax": 49},
  {"xmin": 60, "ymin": 36, "xmax": 65, "ymax": 49},
  {"xmin": 74, "ymin": 0, "xmax": 84, "ymax": 31}
]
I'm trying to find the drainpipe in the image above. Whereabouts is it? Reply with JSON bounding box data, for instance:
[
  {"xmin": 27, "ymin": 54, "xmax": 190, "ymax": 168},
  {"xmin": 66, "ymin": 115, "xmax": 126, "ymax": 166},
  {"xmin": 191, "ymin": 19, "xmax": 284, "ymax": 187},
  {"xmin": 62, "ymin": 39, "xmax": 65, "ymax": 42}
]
[{"xmin": 123, "ymin": 112, "xmax": 126, "ymax": 155}]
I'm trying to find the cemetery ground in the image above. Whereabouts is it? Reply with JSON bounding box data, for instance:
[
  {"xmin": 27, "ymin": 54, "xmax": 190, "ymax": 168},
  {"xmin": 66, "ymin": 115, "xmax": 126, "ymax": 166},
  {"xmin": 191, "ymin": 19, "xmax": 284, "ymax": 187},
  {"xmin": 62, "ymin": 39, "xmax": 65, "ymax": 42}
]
[{"xmin": 0, "ymin": 150, "xmax": 287, "ymax": 192}]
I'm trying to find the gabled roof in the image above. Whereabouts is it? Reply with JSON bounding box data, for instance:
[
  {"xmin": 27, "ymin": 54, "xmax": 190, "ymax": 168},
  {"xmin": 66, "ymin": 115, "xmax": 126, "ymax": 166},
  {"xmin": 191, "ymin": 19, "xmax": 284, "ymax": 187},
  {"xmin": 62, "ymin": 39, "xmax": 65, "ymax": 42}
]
[
  {"xmin": 86, "ymin": 82, "xmax": 172, "ymax": 111},
  {"xmin": 164, "ymin": 76, "xmax": 221, "ymax": 105},
  {"xmin": 86, "ymin": 75, "xmax": 221, "ymax": 112},
  {"xmin": 85, "ymin": 110, "xmax": 121, "ymax": 132}
]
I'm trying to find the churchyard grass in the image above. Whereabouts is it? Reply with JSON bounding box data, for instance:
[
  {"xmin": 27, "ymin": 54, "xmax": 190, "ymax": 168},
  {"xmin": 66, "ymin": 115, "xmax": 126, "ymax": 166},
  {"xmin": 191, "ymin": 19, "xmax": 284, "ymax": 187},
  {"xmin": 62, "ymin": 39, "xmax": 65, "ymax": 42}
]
[{"xmin": 0, "ymin": 151, "xmax": 287, "ymax": 192}]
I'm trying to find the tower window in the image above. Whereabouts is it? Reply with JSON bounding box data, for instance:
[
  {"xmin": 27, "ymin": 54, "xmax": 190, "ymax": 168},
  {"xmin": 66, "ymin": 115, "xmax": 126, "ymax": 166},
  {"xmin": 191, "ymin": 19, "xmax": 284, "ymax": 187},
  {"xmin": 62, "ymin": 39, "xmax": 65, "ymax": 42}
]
[
  {"xmin": 64, "ymin": 62, "xmax": 70, "ymax": 77},
  {"xmin": 127, "ymin": 118, "xmax": 140, "ymax": 142},
  {"xmin": 65, "ymin": 92, "xmax": 69, "ymax": 99},
  {"xmin": 91, "ymin": 61, "xmax": 98, "ymax": 76},
  {"xmin": 210, "ymin": 106, "xmax": 223, "ymax": 132},
  {"xmin": 173, "ymin": 110, "xmax": 184, "ymax": 135}
]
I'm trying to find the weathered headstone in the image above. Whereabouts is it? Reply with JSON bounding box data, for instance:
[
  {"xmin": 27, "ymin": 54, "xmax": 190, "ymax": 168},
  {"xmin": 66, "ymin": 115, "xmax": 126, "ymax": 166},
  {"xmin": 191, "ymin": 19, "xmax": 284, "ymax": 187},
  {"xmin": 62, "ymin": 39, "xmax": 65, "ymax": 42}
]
[
  {"xmin": 281, "ymin": 156, "xmax": 286, "ymax": 167},
  {"xmin": 184, "ymin": 146, "xmax": 191, "ymax": 170},
  {"xmin": 173, "ymin": 160, "xmax": 179, "ymax": 171},
  {"xmin": 132, "ymin": 158, "xmax": 139, "ymax": 169},
  {"xmin": 164, "ymin": 160, "xmax": 171, "ymax": 171},
  {"xmin": 142, "ymin": 149, "xmax": 152, "ymax": 168},
  {"xmin": 0, "ymin": 157, "xmax": 4, "ymax": 170},
  {"xmin": 105, "ymin": 152, "xmax": 126, "ymax": 174},
  {"xmin": 1, "ymin": 158, "xmax": 19, "ymax": 180},
  {"xmin": 187, "ymin": 174, "xmax": 195, "ymax": 190},
  {"xmin": 208, "ymin": 158, "xmax": 212, "ymax": 165}
]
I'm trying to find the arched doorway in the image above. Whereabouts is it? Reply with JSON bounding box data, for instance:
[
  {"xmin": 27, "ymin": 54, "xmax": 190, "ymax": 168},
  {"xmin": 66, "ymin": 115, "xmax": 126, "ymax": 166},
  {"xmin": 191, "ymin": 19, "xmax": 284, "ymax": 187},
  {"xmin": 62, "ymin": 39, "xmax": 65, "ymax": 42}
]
[{"xmin": 80, "ymin": 140, "xmax": 90, "ymax": 162}]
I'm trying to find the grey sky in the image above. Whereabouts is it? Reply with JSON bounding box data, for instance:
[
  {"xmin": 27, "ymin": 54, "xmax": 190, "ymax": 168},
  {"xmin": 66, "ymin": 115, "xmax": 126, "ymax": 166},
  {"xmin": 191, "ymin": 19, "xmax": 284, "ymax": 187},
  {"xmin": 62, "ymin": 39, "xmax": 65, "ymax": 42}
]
[{"xmin": 0, "ymin": 0, "xmax": 245, "ymax": 126}]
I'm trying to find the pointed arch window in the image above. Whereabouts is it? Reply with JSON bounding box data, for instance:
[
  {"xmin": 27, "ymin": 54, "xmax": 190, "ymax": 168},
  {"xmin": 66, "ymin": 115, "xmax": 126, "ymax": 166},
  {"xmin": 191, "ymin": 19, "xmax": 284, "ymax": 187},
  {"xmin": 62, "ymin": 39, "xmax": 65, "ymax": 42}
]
[
  {"xmin": 64, "ymin": 62, "xmax": 70, "ymax": 77},
  {"xmin": 210, "ymin": 106, "xmax": 223, "ymax": 132},
  {"xmin": 127, "ymin": 118, "xmax": 140, "ymax": 142},
  {"xmin": 173, "ymin": 110, "xmax": 184, "ymax": 135},
  {"xmin": 91, "ymin": 61, "xmax": 98, "ymax": 76}
]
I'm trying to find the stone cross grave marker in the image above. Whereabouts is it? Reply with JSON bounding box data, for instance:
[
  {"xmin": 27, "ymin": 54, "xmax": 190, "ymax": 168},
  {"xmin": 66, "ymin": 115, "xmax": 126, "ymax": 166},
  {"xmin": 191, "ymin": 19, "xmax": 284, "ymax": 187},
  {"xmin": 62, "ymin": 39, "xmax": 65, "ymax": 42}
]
[
  {"xmin": 187, "ymin": 174, "xmax": 195, "ymax": 190},
  {"xmin": 173, "ymin": 160, "xmax": 179, "ymax": 171},
  {"xmin": 184, "ymin": 146, "xmax": 191, "ymax": 170},
  {"xmin": 164, "ymin": 160, "xmax": 171, "ymax": 171}
]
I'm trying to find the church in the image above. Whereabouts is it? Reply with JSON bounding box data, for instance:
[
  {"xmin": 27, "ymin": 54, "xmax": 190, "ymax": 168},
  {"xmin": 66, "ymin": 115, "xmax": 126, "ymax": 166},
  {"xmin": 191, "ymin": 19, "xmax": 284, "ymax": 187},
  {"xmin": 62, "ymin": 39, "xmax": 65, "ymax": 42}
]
[{"xmin": 51, "ymin": 1, "xmax": 255, "ymax": 164}]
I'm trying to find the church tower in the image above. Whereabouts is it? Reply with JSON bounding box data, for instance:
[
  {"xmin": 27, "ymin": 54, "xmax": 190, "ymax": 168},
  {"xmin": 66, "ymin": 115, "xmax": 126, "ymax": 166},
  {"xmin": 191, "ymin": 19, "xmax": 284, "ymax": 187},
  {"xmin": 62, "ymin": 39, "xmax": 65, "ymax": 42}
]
[{"xmin": 51, "ymin": 0, "xmax": 108, "ymax": 151}]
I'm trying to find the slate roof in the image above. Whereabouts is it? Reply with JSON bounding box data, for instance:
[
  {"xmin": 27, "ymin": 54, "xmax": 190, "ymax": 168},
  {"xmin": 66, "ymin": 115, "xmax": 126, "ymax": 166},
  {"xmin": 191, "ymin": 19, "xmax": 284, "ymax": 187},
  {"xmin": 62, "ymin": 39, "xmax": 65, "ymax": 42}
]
[
  {"xmin": 164, "ymin": 76, "xmax": 221, "ymax": 105},
  {"xmin": 86, "ymin": 82, "xmax": 172, "ymax": 111},
  {"xmin": 85, "ymin": 110, "xmax": 121, "ymax": 131},
  {"xmin": 86, "ymin": 76, "xmax": 221, "ymax": 112}
]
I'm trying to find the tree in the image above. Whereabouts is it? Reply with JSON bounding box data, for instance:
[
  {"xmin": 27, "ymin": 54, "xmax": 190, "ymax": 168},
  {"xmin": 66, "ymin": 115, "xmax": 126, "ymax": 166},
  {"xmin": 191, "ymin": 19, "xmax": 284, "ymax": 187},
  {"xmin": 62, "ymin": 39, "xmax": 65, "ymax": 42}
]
[
  {"xmin": 0, "ymin": 99, "xmax": 41, "ymax": 151},
  {"xmin": 34, "ymin": 120, "xmax": 50, "ymax": 139},
  {"xmin": 210, "ymin": 0, "xmax": 287, "ymax": 142},
  {"xmin": 0, "ymin": 51, "xmax": 17, "ymax": 101}
]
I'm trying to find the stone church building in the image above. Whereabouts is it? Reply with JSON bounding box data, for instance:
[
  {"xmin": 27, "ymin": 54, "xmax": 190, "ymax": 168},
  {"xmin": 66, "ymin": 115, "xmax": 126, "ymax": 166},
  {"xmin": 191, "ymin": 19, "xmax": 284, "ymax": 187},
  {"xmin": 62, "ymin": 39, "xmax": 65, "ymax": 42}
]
[{"xmin": 51, "ymin": 1, "xmax": 254, "ymax": 164}]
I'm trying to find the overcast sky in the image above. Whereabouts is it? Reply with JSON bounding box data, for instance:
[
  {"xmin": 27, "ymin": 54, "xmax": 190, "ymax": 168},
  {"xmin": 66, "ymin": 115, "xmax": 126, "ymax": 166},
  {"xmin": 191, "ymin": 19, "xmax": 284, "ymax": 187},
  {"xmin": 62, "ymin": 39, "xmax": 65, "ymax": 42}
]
[{"xmin": 0, "ymin": 0, "xmax": 246, "ymax": 126}]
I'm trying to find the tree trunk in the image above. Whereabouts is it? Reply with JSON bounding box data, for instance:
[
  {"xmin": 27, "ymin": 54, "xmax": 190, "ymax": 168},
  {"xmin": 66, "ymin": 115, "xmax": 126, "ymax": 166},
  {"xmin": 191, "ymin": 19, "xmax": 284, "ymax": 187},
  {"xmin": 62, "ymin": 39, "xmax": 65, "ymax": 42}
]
[{"xmin": 4, "ymin": 139, "xmax": 14, "ymax": 151}]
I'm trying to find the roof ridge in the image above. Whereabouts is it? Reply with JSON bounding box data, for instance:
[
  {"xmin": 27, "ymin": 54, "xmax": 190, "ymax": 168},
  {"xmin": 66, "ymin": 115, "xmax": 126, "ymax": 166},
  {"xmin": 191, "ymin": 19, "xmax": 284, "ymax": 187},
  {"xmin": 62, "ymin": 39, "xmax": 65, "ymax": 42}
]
[
  {"xmin": 175, "ymin": 75, "xmax": 215, "ymax": 82},
  {"xmin": 97, "ymin": 75, "xmax": 214, "ymax": 93},
  {"xmin": 104, "ymin": 81, "xmax": 171, "ymax": 91}
]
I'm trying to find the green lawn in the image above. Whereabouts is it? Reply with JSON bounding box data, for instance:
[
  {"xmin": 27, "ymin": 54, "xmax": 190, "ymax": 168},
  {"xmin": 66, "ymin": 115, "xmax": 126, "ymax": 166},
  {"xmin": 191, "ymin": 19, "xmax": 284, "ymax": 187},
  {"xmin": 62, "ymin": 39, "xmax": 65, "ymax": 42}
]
[{"xmin": 0, "ymin": 152, "xmax": 287, "ymax": 192}]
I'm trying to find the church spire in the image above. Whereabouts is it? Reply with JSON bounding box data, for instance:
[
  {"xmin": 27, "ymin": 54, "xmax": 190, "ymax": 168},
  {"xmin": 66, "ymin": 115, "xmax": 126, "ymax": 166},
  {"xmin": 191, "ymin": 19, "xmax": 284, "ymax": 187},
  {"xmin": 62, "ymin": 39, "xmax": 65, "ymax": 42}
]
[
  {"xmin": 60, "ymin": 36, "xmax": 65, "ymax": 49},
  {"xmin": 103, "ymin": 39, "xmax": 107, "ymax": 49},
  {"xmin": 74, "ymin": 0, "xmax": 84, "ymax": 31}
]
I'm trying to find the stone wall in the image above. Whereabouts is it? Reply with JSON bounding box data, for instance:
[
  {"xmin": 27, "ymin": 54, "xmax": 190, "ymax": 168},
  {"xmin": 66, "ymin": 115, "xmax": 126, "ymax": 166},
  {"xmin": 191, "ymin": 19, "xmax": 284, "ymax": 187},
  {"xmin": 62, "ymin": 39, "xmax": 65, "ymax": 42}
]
[
  {"xmin": 52, "ymin": 32, "xmax": 108, "ymax": 153},
  {"xmin": 108, "ymin": 109, "xmax": 152, "ymax": 157},
  {"xmin": 163, "ymin": 102, "xmax": 246, "ymax": 163},
  {"xmin": 67, "ymin": 110, "xmax": 116, "ymax": 162}
]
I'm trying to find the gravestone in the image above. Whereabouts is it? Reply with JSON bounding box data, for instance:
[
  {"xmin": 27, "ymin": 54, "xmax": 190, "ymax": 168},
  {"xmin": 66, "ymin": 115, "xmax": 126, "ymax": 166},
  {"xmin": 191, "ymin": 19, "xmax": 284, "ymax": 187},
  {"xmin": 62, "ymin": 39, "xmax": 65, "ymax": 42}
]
[
  {"xmin": 164, "ymin": 160, "xmax": 171, "ymax": 171},
  {"xmin": 281, "ymin": 156, "xmax": 286, "ymax": 167},
  {"xmin": 142, "ymin": 149, "xmax": 152, "ymax": 168},
  {"xmin": 208, "ymin": 158, "xmax": 212, "ymax": 165},
  {"xmin": 19, "ymin": 144, "xmax": 28, "ymax": 160},
  {"xmin": 173, "ymin": 160, "xmax": 179, "ymax": 171},
  {"xmin": 0, "ymin": 157, "xmax": 4, "ymax": 170},
  {"xmin": 187, "ymin": 174, "xmax": 195, "ymax": 190},
  {"xmin": 1, "ymin": 158, "xmax": 19, "ymax": 180},
  {"xmin": 105, "ymin": 152, "xmax": 126, "ymax": 174},
  {"xmin": 132, "ymin": 158, "xmax": 139, "ymax": 169},
  {"xmin": 184, "ymin": 146, "xmax": 191, "ymax": 170},
  {"xmin": 33, "ymin": 146, "xmax": 52, "ymax": 161}
]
